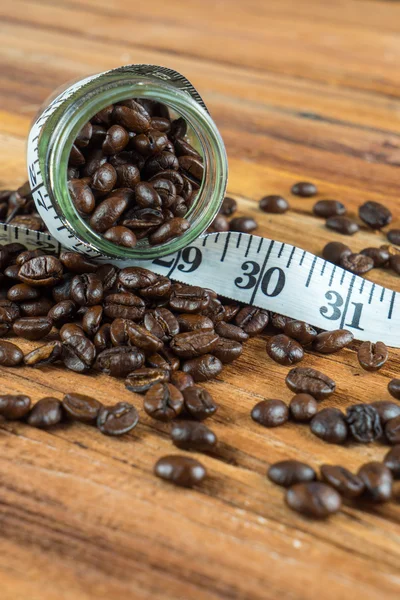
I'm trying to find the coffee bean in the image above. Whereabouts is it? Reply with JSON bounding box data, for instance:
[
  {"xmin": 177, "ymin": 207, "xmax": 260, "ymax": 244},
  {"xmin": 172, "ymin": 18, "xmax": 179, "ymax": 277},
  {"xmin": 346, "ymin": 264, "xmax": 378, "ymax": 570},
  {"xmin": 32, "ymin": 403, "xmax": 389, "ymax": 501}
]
[
  {"xmin": 103, "ymin": 226, "xmax": 137, "ymax": 248},
  {"xmin": 62, "ymin": 335, "xmax": 96, "ymax": 372},
  {"xmin": 182, "ymin": 354, "xmax": 223, "ymax": 382},
  {"xmin": 326, "ymin": 216, "xmax": 359, "ymax": 235},
  {"xmin": 370, "ymin": 401, "xmax": 400, "ymax": 424},
  {"xmin": 259, "ymin": 195, "xmax": 289, "ymax": 214},
  {"xmin": 146, "ymin": 348, "xmax": 180, "ymax": 372},
  {"xmin": 358, "ymin": 462, "xmax": 393, "ymax": 503},
  {"xmin": 310, "ymin": 408, "xmax": 348, "ymax": 444},
  {"xmin": 291, "ymin": 181, "xmax": 317, "ymax": 197},
  {"xmin": 0, "ymin": 395, "xmax": 31, "ymax": 420},
  {"xmin": 169, "ymin": 285, "xmax": 210, "ymax": 314},
  {"xmin": 283, "ymin": 320, "xmax": 317, "ymax": 345},
  {"xmin": 170, "ymin": 371, "xmax": 194, "ymax": 391},
  {"xmin": 82, "ymin": 305, "xmax": 103, "ymax": 336},
  {"xmin": 357, "ymin": 341, "xmax": 388, "ymax": 371},
  {"xmin": 90, "ymin": 190, "xmax": 132, "ymax": 233},
  {"xmin": 48, "ymin": 300, "xmax": 77, "ymax": 327},
  {"xmin": 201, "ymin": 297, "xmax": 225, "ymax": 323},
  {"xmin": 24, "ymin": 341, "xmax": 63, "ymax": 367},
  {"xmin": 340, "ymin": 253, "xmax": 374, "ymax": 275},
  {"xmin": 313, "ymin": 200, "xmax": 346, "ymax": 218},
  {"xmin": 97, "ymin": 402, "xmax": 139, "ymax": 436},
  {"xmin": 0, "ymin": 300, "xmax": 20, "ymax": 326},
  {"xmin": 384, "ymin": 445, "xmax": 400, "ymax": 478},
  {"xmin": 177, "ymin": 314, "xmax": 214, "ymax": 333},
  {"xmin": 0, "ymin": 340, "xmax": 23, "ymax": 366},
  {"xmin": 7, "ymin": 283, "xmax": 40, "ymax": 302},
  {"xmin": 266, "ymin": 334, "xmax": 304, "ymax": 366},
  {"xmin": 268, "ymin": 460, "xmax": 316, "ymax": 487},
  {"xmin": 220, "ymin": 197, "xmax": 237, "ymax": 216},
  {"xmin": 170, "ymin": 331, "xmax": 219, "ymax": 359},
  {"xmin": 322, "ymin": 241, "xmax": 352, "ymax": 265},
  {"xmin": 18, "ymin": 255, "xmax": 63, "ymax": 286},
  {"xmin": 360, "ymin": 247, "xmax": 389, "ymax": 268},
  {"xmin": 251, "ymin": 399, "xmax": 288, "ymax": 427},
  {"xmin": 229, "ymin": 217, "xmax": 257, "ymax": 233},
  {"xmin": 313, "ymin": 329, "xmax": 353, "ymax": 354},
  {"xmin": 149, "ymin": 217, "xmax": 190, "ymax": 245},
  {"xmin": 60, "ymin": 323, "xmax": 85, "ymax": 341},
  {"xmin": 285, "ymin": 482, "xmax": 341, "ymax": 518},
  {"xmin": 68, "ymin": 179, "xmax": 95, "ymax": 215},
  {"xmin": 212, "ymin": 338, "xmax": 243, "ymax": 364},
  {"xmin": 389, "ymin": 254, "xmax": 400, "ymax": 274},
  {"xmin": 154, "ymin": 455, "xmax": 206, "ymax": 487},
  {"xmin": 27, "ymin": 397, "xmax": 63, "ymax": 428},
  {"xmin": 93, "ymin": 323, "xmax": 112, "ymax": 352},
  {"xmin": 385, "ymin": 416, "xmax": 400, "ymax": 445},
  {"xmin": 220, "ymin": 304, "xmax": 240, "ymax": 323},
  {"xmin": 16, "ymin": 249, "xmax": 45, "ymax": 267},
  {"xmin": 207, "ymin": 213, "xmax": 229, "ymax": 233},
  {"xmin": 234, "ymin": 307, "xmax": 269, "ymax": 336},
  {"xmin": 125, "ymin": 367, "xmax": 170, "ymax": 393},
  {"xmin": 13, "ymin": 316, "xmax": 53, "ymax": 341},
  {"xmin": 215, "ymin": 322, "xmax": 248, "ymax": 342},
  {"xmin": 19, "ymin": 297, "xmax": 54, "ymax": 318},
  {"xmin": 94, "ymin": 346, "xmax": 145, "ymax": 378},
  {"xmin": 359, "ymin": 201, "xmax": 392, "ymax": 230},
  {"xmin": 346, "ymin": 404, "xmax": 382, "ymax": 443},
  {"xmin": 143, "ymin": 382, "xmax": 184, "ymax": 422},
  {"xmin": 144, "ymin": 308, "xmax": 179, "ymax": 341},
  {"xmin": 286, "ymin": 367, "xmax": 335, "ymax": 400},
  {"xmin": 75, "ymin": 122, "xmax": 93, "ymax": 148},
  {"xmin": 63, "ymin": 393, "xmax": 102, "ymax": 423},
  {"xmin": 104, "ymin": 292, "xmax": 145, "ymax": 321},
  {"xmin": 388, "ymin": 378, "xmax": 400, "ymax": 400},
  {"xmin": 289, "ymin": 394, "xmax": 318, "ymax": 422},
  {"xmin": 171, "ymin": 421, "xmax": 217, "ymax": 451},
  {"xmin": 320, "ymin": 465, "xmax": 364, "ymax": 498},
  {"xmin": 387, "ymin": 229, "xmax": 400, "ymax": 245}
]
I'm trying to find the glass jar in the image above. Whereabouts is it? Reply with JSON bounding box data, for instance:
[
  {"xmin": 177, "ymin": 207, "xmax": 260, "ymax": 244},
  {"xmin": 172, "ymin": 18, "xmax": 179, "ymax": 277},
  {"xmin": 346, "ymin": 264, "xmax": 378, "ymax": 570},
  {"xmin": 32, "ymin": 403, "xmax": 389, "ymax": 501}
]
[{"xmin": 27, "ymin": 64, "xmax": 228, "ymax": 260}]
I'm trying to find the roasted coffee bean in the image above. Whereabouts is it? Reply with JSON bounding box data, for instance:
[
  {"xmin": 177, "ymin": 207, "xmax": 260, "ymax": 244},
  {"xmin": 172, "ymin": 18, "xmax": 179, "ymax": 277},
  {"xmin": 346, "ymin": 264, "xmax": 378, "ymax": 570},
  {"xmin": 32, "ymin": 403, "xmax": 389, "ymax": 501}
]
[
  {"xmin": 93, "ymin": 323, "xmax": 112, "ymax": 352},
  {"xmin": 118, "ymin": 266, "xmax": 158, "ymax": 290},
  {"xmin": 357, "ymin": 341, "xmax": 388, "ymax": 371},
  {"xmin": 291, "ymin": 181, "xmax": 317, "ymax": 197},
  {"xmin": 170, "ymin": 331, "xmax": 219, "ymax": 359},
  {"xmin": 59, "ymin": 251, "xmax": 98, "ymax": 274},
  {"xmin": 138, "ymin": 275, "xmax": 171, "ymax": 300},
  {"xmin": 283, "ymin": 320, "xmax": 317, "ymax": 345},
  {"xmin": 149, "ymin": 217, "xmax": 190, "ymax": 245},
  {"xmin": 63, "ymin": 393, "xmax": 102, "ymax": 423},
  {"xmin": 340, "ymin": 253, "xmax": 374, "ymax": 275},
  {"xmin": 69, "ymin": 144, "xmax": 85, "ymax": 166},
  {"xmin": 358, "ymin": 462, "xmax": 393, "ymax": 503},
  {"xmin": 251, "ymin": 399, "xmax": 289, "ymax": 427},
  {"xmin": 70, "ymin": 273, "xmax": 103, "ymax": 307},
  {"xmin": 16, "ymin": 249, "xmax": 45, "ymax": 267},
  {"xmin": 146, "ymin": 348, "xmax": 180, "ymax": 372},
  {"xmin": 313, "ymin": 199, "xmax": 346, "ymax": 218},
  {"xmin": 82, "ymin": 305, "xmax": 103, "ymax": 336},
  {"xmin": 170, "ymin": 370, "xmax": 194, "ymax": 391},
  {"xmin": 234, "ymin": 307, "xmax": 269, "ymax": 336},
  {"xmin": 170, "ymin": 421, "xmax": 217, "ymax": 451},
  {"xmin": 91, "ymin": 191, "xmax": 133, "ymax": 233},
  {"xmin": 385, "ymin": 416, "xmax": 400, "ymax": 445},
  {"xmin": 144, "ymin": 308, "xmax": 179, "ymax": 341},
  {"xmin": 48, "ymin": 300, "xmax": 77, "ymax": 327},
  {"xmin": 320, "ymin": 465, "xmax": 365, "ymax": 499},
  {"xmin": 62, "ymin": 335, "xmax": 96, "ymax": 372},
  {"xmin": 286, "ymin": 482, "xmax": 341, "ymax": 518},
  {"xmin": 387, "ymin": 229, "xmax": 400, "ymax": 245},
  {"xmin": 200, "ymin": 297, "xmax": 225, "ymax": 323},
  {"xmin": 133, "ymin": 182, "xmax": 162, "ymax": 209},
  {"xmin": 313, "ymin": 329, "xmax": 353, "ymax": 354},
  {"xmin": 150, "ymin": 170, "xmax": 184, "ymax": 194},
  {"xmin": 11, "ymin": 215, "xmax": 43, "ymax": 231},
  {"xmin": 370, "ymin": 401, "xmax": 400, "ymax": 425},
  {"xmin": 182, "ymin": 354, "xmax": 223, "ymax": 382},
  {"xmin": 326, "ymin": 216, "xmax": 359, "ymax": 235},
  {"xmin": 152, "ymin": 179, "xmax": 177, "ymax": 207},
  {"xmin": 259, "ymin": 195, "xmax": 289, "ymax": 214},
  {"xmin": 19, "ymin": 297, "xmax": 54, "ymax": 318},
  {"xmin": 27, "ymin": 398, "xmax": 63, "ymax": 428},
  {"xmin": 214, "ymin": 321, "xmax": 248, "ymax": 342},
  {"xmin": 127, "ymin": 321, "xmax": 164, "ymax": 353},
  {"xmin": 289, "ymin": 394, "xmax": 318, "ymax": 422},
  {"xmin": 178, "ymin": 155, "xmax": 203, "ymax": 182},
  {"xmin": 360, "ymin": 247, "xmax": 390, "ymax": 268},
  {"xmin": 24, "ymin": 341, "xmax": 62, "ymax": 367},
  {"xmin": 169, "ymin": 285, "xmax": 209, "ymax": 314},
  {"xmin": 359, "ymin": 201, "xmax": 392, "ymax": 230},
  {"xmin": 75, "ymin": 122, "xmax": 92, "ymax": 148},
  {"xmin": 177, "ymin": 314, "xmax": 214, "ymax": 333},
  {"xmin": 18, "ymin": 255, "xmax": 63, "ymax": 286},
  {"xmin": 104, "ymin": 293, "xmax": 145, "ymax": 321},
  {"xmin": 266, "ymin": 334, "xmax": 304, "ymax": 366},
  {"xmin": 143, "ymin": 382, "xmax": 184, "ymax": 421},
  {"xmin": 3, "ymin": 264, "xmax": 19, "ymax": 281},
  {"xmin": 59, "ymin": 323, "xmax": 85, "ymax": 341},
  {"xmin": 0, "ymin": 395, "xmax": 31, "ymax": 420},
  {"xmin": 0, "ymin": 340, "xmax": 23, "ymax": 366},
  {"xmin": 322, "ymin": 241, "xmax": 352, "ymax": 265},
  {"xmin": 103, "ymin": 226, "xmax": 137, "ymax": 248},
  {"xmin": 144, "ymin": 152, "xmax": 179, "ymax": 179},
  {"xmin": 113, "ymin": 103, "xmax": 151, "ymax": 133},
  {"xmin": 268, "ymin": 460, "xmax": 316, "ymax": 487},
  {"xmin": 92, "ymin": 105, "xmax": 113, "ymax": 126},
  {"xmin": 115, "ymin": 164, "xmax": 140, "ymax": 188},
  {"xmin": 102, "ymin": 124, "xmax": 129, "ymax": 155},
  {"xmin": 220, "ymin": 197, "xmax": 237, "ymax": 216},
  {"xmin": 7, "ymin": 283, "xmax": 40, "ymax": 302},
  {"xmin": 229, "ymin": 216, "xmax": 257, "ymax": 233},
  {"xmin": 13, "ymin": 316, "xmax": 52, "ymax": 341},
  {"xmin": 0, "ymin": 300, "xmax": 20, "ymax": 325},
  {"xmin": 68, "ymin": 179, "xmax": 95, "ymax": 214},
  {"xmin": 154, "ymin": 455, "xmax": 206, "ymax": 487},
  {"xmin": 182, "ymin": 386, "xmax": 217, "ymax": 420},
  {"xmin": 286, "ymin": 367, "xmax": 335, "ymax": 400},
  {"xmin": 52, "ymin": 275, "xmax": 73, "ymax": 303},
  {"xmin": 95, "ymin": 347, "xmax": 145, "ymax": 378},
  {"xmin": 346, "ymin": 404, "xmax": 382, "ymax": 443},
  {"xmin": 207, "ymin": 213, "xmax": 229, "ymax": 233},
  {"xmin": 212, "ymin": 338, "xmax": 242, "ymax": 364},
  {"xmin": 125, "ymin": 367, "xmax": 170, "ymax": 393},
  {"xmin": 97, "ymin": 402, "xmax": 139, "ymax": 436},
  {"xmin": 389, "ymin": 254, "xmax": 400, "ymax": 274},
  {"xmin": 384, "ymin": 445, "xmax": 400, "ymax": 478},
  {"xmin": 310, "ymin": 408, "xmax": 348, "ymax": 444}
]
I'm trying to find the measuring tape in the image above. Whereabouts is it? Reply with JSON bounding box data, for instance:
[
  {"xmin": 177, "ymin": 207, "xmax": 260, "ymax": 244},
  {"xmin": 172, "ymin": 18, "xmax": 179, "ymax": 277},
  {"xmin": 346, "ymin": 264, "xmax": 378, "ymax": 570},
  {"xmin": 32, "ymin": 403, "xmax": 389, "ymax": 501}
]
[{"xmin": 1, "ymin": 224, "xmax": 398, "ymax": 347}]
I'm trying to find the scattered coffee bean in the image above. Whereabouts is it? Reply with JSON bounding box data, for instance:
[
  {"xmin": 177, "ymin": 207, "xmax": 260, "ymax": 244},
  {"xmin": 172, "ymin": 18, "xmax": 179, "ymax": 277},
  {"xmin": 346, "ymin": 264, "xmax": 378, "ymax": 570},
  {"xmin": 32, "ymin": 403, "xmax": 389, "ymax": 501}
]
[
  {"xmin": 286, "ymin": 367, "xmax": 336, "ymax": 400},
  {"xmin": 63, "ymin": 393, "xmax": 102, "ymax": 423},
  {"xmin": 313, "ymin": 200, "xmax": 346, "ymax": 218},
  {"xmin": 0, "ymin": 340, "xmax": 23, "ymax": 366},
  {"xmin": 289, "ymin": 394, "xmax": 318, "ymax": 422},
  {"xmin": 170, "ymin": 421, "xmax": 217, "ymax": 451},
  {"xmin": 268, "ymin": 460, "xmax": 316, "ymax": 487},
  {"xmin": 154, "ymin": 455, "xmax": 206, "ymax": 487},
  {"xmin": 388, "ymin": 378, "xmax": 400, "ymax": 400},
  {"xmin": 182, "ymin": 386, "xmax": 218, "ymax": 420},
  {"xmin": 384, "ymin": 445, "xmax": 400, "ymax": 478},
  {"xmin": 345, "ymin": 404, "xmax": 382, "ymax": 443},
  {"xmin": 357, "ymin": 341, "xmax": 388, "ymax": 371},
  {"xmin": 313, "ymin": 329, "xmax": 353, "ymax": 354},
  {"xmin": 0, "ymin": 395, "xmax": 31, "ymax": 420},
  {"xmin": 310, "ymin": 408, "xmax": 348, "ymax": 444},
  {"xmin": 385, "ymin": 416, "xmax": 400, "ymax": 445},
  {"xmin": 143, "ymin": 383, "xmax": 184, "ymax": 421},
  {"xmin": 291, "ymin": 182, "xmax": 317, "ymax": 197},
  {"xmin": 340, "ymin": 253, "xmax": 374, "ymax": 275},
  {"xmin": 387, "ymin": 229, "xmax": 400, "ymax": 246},
  {"xmin": 229, "ymin": 217, "xmax": 257, "ymax": 233},
  {"xmin": 207, "ymin": 213, "xmax": 229, "ymax": 233},
  {"xmin": 359, "ymin": 201, "xmax": 392, "ymax": 230},
  {"xmin": 370, "ymin": 401, "xmax": 400, "ymax": 424},
  {"xmin": 97, "ymin": 402, "xmax": 139, "ymax": 436},
  {"xmin": 358, "ymin": 462, "xmax": 393, "ymax": 503},
  {"xmin": 320, "ymin": 465, "xmax": 364, "ymax": 498},
  {"xmin": 322, "ymin": 241, "xmax": 352, "ymax": 265},
  {"xmin": 283, "ymin": 320, "xmax": 317, "ymax": 345},
  {"xmin": 251, "ymin": 399, "xmax": 289, "ymax": 427},
  {"xmin": 220, "ymin": 197, "xmax": 237, "ymax": 216},
  {"xmin": 360, "ymin": 247, "xmax": 389, "ymax": 268},
  {"xmin": 285, "ymin": 482, "xmax": 341, "ymax": 518},
  {"xmin": 326, "ymin": 216, "xmax": 359, "ymax": 235},
  {"xmin": 266, "ymin": 334, "xmax": 304, "ymax": 365},
  {"xmin": 26, "ymin": 397, "xmax": 63, "ymax": 428},
  {"xmin": 259, "ymin": 195, "xmax": 289, "ymax": 214}
]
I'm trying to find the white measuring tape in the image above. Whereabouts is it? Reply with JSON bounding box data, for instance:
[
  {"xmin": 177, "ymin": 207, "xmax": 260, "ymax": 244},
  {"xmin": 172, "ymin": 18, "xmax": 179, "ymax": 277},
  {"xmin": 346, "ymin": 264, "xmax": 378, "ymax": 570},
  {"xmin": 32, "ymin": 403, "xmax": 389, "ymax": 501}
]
[{"xmin": 0, "ymin": 224, "xmax": 398, "ymax": 347}]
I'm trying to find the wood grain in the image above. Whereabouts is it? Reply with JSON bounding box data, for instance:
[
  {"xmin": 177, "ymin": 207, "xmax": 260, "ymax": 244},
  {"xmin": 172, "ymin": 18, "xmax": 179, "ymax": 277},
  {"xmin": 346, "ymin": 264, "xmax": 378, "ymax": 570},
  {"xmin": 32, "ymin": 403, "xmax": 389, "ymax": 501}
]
[{"xmin": 0, "ymin": 1, "xmax": 400, "ymax": 598}]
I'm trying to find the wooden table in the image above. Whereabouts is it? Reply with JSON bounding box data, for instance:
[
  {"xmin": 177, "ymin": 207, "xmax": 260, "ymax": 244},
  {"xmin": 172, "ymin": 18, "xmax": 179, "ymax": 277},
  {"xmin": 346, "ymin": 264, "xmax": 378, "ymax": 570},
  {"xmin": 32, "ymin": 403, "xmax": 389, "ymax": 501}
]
[{"xmin": 1, "ymin": 1, "xmax": 400, "ymax": 598}]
